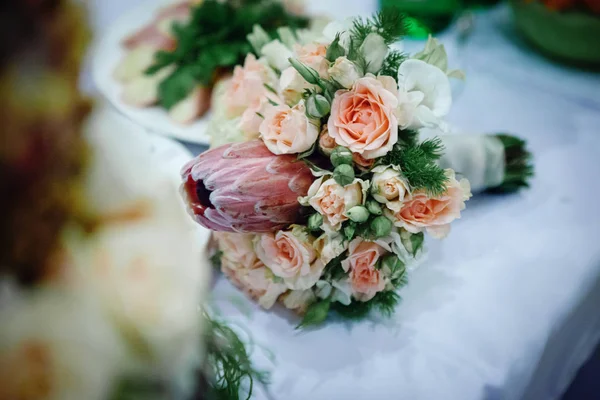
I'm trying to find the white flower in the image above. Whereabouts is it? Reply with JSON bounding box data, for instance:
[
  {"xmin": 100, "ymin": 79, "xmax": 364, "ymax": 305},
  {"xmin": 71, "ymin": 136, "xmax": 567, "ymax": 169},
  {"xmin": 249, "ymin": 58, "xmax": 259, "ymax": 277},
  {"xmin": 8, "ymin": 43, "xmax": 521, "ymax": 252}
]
[
  {"xmin": 282, "ymin": 289, "xmax": 316, "ymax": 312},
  {"xmin": 259, "ymin": 100, "xmax": 320, "ymax": 155},
  {"xmin": 396, "ymin": 59, "xmax": 452, "ymax": 129},
  {"xmin": 261, "ymin": 39, "xmax": 293, "ymax": 71},
  {"xmin": 214, "ymin": 232, "xmax": 260, "ymax": 270},
  {"xmin": 360, "ymin": 33, "xmax": 388, "ymax": 74},
  {"xmin": 413, "ymin": 35, "xmax": 465, "ymax": 79},
  {"xmin": 321, "ymin": 18, "xmax": 353, "ymax": 50},
  {"xmin": 315, "ymin": 279, "xmax": 353, "ymax": 305},
  {"xmin": 240, "ymin": 267, "xmax": 288, "ymax": 309},
  {"xmin": 0, "ymin": 288, "xmax": 123, "ymax": 400},
  {"xmin": 313, "ymin": 232, "xmax": 348, "ymax": 265},
  {"xmin": 328, "ymin": 56, "xmax": 362, "ymax": 89},
  {"xmin": 279, "ymin": 66, "xmax": 313, "ymax": 105},
  {"xmin": 254, "ymin": 228, "xmax": 325, "ymax": 290},
  {"xmin": 371, "ymin": 165, "xmax": 410, "ymax": 212},
  {"xmin": 301, "ymin": 176, "xmax": 368, "ymax": 231}
]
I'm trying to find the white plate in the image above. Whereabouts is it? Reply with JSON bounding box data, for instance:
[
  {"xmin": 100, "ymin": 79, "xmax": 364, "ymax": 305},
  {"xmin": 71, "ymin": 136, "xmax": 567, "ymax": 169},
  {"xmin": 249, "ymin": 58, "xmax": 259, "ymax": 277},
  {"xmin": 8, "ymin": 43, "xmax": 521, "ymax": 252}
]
[{"xmin": 91, "ymin": 0, "xmax": 212, "ymax": 145}]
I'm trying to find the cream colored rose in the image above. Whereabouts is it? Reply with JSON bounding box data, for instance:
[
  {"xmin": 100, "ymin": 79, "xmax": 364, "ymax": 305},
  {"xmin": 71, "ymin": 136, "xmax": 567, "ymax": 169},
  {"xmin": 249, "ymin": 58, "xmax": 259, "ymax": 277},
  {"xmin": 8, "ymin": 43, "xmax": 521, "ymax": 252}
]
[
  {"xmin": 342, "ymin": 239, "xmax": 388, "ymax": 302},
  {"xmin": 387, "ymin": 169, "xmax": 471, "ymax": 239},
  {"xmin": 259, "ymin": 100, "xmax": 320, "ymax": 155},
  {"xmin": 313, "ymin": 232, "xmax": 348, "ymax": 265},
  {"xmin": 239, "ymin": 92, "xmax": 283, "ymax": 139},
  {"xmin": 222, "ymin": 265, "xmax": 287, "ymax": 309},
  {"xmin": 359, "ymin": 33, "xmax": 388, "ymax": 74},
  {"xmin": 279, "ymin": 66, "xmax": 313, "ymax": 105},
  {"xmin": 282, "ymin": 289, "xmax": 316, "ymax": 313},
  {"xmin": 328, "ymin": 56, "xmax": 362, "ymax": 89},
  {"xmin": 224, "ymin": 54, "xmax": 277, "ymax": 118},
  {"xmin": 214, "ymin": 232, "xmax": 260, "ymax": 270},
  {"xmin": 302, "ymin": 176, "xmax": 367, "ymax": 231},
  {"xmin": 371, "ymin": 165, "xmax": 410, "ymax": 212},
  {"xmin": 260, "ymin": 39, "xmax": 293, "ymax": 71},
  {"xmin": 295, "ymin": 42, "xmax": 330, "ymax": 78},
  {"xmin": 254, "ymin": 228, "xmax": 324, "ymax": 290},
  {"xmin": 328, "ymin": 75, "xmax": 399, "ymax": 159}
]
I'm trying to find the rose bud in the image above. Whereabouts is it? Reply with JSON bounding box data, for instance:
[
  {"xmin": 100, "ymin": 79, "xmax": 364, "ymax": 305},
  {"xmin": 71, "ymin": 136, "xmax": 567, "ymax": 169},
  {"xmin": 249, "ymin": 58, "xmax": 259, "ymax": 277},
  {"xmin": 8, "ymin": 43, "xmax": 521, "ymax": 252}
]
[
  {"xmin": 330, "ymin": 146, "xmax": 353, "ymax": 167},
  {"xmin": 181, "ymin": 140, "xmax": 314, "ymax": 233},
  {"xmin": 370, "ymin": 215, "xmax": 393, "ymax": 238},
  {"xmin": 366, "ymin": 199, "xmax": 383, "ymax": 215},
  {"xmin": 346, "ymin": 206, "xmax": 369, "ymax": 223},
  {"xmin": 306, "ymin": 93, "xmax": 330, "ymax": 119},
  {"xmin": 318, "ymin": 127, "xmax": 337, "ymax": 156},
  {"xmin": 333, "ymin": 164, "xmax": 355, "ymax": 187}
]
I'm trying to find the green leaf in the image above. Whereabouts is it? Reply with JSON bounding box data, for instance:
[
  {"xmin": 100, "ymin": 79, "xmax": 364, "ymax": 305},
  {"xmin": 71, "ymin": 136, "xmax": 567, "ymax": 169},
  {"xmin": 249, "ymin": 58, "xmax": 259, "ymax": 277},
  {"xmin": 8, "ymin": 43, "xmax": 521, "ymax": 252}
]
[
  {"xmin": 210, "ymin": 250, "xmax": 223, "ymax": 267},
  {"xmin": 204, "ymin": 310, "xmax": 269, "ymax": 400},
  {"xmin": 296, "ymin": 299, "xmax": 331, "ymax": 329},
  {"xmin": 372, "ymin": 290, "xmax": 401, "ymax": 317},
  {"xmin": 343, "ymin": 221, "xmax": 357, "ymax": 242},
  {"xmin": 157, "ymin": 66, "xmax": 197, "ymax": 110},
  {"xmin": 264, "ymin": 83, "xmax": 278, "ymax": 94},
  {"xmin": 409, "ymin": 232, "xmax": 424, "ymax": 256}
]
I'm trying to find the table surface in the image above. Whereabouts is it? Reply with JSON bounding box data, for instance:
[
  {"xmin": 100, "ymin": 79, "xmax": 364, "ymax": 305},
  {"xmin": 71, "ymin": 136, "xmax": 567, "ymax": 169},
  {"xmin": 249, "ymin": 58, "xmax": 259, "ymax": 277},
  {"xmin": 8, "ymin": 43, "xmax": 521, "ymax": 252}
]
[{"xmin": 88, "ymin": 2, "xmax": 600, "ymax": 400}]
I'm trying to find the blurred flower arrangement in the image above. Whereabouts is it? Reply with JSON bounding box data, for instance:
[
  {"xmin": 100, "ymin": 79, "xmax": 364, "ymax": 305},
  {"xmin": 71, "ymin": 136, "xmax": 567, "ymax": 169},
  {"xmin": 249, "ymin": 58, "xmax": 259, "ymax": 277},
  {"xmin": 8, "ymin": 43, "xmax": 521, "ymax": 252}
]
[
  {"xmin": 114, "ymin": 0, "xmax": 310, "ymax": 124},
  {"xmin": 182, "ymin": 11, "xmax": 478, "ymax": 327},
  {"xmin": 0, "ymin": 1, "xmax": 265, "ymax": 399}
]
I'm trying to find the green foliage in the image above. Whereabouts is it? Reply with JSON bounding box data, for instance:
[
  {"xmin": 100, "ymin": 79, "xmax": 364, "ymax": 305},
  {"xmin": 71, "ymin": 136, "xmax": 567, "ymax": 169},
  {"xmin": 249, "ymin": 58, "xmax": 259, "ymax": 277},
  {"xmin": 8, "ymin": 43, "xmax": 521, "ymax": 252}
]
[
  {"xmin": 331, "ymin": 290, "xmax": 402, "ymax": 320},
  {"xmin": 322, "ymin": 255, "xmax": 347, "ymax": 282},
  {"xmin": 487, "ymin": 134, "xmax": 534, "ymax": 194},
  {"xmin": 397, "ymin": 129, "xmax": 420, "ymax": 147},
  {"xmin": 145, "ymin": 0, "xmax": 309, "ymax": 109},
  {"xmin": 204, "ymin": 312, "xmax": 269, "ymax": 400},
  {"xmin": 380, "ymin": 136, "xmax": 448, "ymax": 196},
  {"xmin": 409, "ymin": 232, "xmax": 424, "ymax": 256},
  {"xmin": 110, "ymin": 377, "xmax": 165, "ymax": 400},
  {"xmin": 350, "ymin": 9, "xmax": 407, "ymax": 45},
  {"xmin": 210, "ymin": 250, "xmax": 223, "ymax": 268},
  {"xmin": 297, "ymin": 299, "xmax": 331, "ymax": 329},
  {"xmin": 380, "ymin": 49, "xmax": 406, "ymax": 78}
]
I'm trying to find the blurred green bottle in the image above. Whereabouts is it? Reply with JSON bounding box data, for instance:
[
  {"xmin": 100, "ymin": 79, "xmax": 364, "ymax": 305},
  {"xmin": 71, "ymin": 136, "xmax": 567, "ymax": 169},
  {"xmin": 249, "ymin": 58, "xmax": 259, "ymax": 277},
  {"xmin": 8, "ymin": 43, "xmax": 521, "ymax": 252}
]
[{"xmin": 380, "ymin": 0, "xmax": 500, "ymax": 38}]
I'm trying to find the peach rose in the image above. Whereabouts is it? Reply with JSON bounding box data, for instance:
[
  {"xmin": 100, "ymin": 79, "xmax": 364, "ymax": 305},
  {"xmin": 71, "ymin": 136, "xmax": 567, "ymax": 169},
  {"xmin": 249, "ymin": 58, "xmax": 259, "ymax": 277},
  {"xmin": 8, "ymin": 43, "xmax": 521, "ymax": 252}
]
[
  {"xmin": 254, "ymin": 228, "xmax": 324, "ymax": 290},
  {"xmin": 388, "ymin": 169, "xmax": 471, "ymax": 239},
  {"xmin": 225, "ymin": 54, "xmax": 277, "ymax": 118},
  {"xmin": 222, "ymin": 264, "xmax": 287, "ymax": 309},
  {"xmin": 328, "ymin": 75, "xmax": 399, "ymax": 159},
  {"xmin": 214, "ymin": 232, "xmax": 260, "ymax": 270},
  {"xmin": 295, "ymin": 42, "xmax": 330, "ymax": 78},
  {"xmin": 342, "ymin": 239, "xmax": 387, "ymax": 301},
  {"xmin": 239, "ymin": 92, "xmax": 283, "ymax": 139},
  {"xmin": 352, "ymin": 152, "xmax": 375, "ymax": 170},
  {"xmin": 302, "ymin": 176, "xmax": 367, "ymax": 231},
  {"xmin": 259, "ymin": 100, "xmax": 320, "ymax": 155},
  {"xmin": 317, "ymin": 126, "xmax": 337, "ymax": 156}
]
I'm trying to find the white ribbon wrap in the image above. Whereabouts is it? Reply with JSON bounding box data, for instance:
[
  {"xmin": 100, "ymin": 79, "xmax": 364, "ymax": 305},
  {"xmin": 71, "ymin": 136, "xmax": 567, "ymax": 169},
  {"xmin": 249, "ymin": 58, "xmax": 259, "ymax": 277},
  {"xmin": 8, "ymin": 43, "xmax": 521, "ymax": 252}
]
[{"xmin": 438, "ymin": 134, "xmax": 506, "ymax": 193}]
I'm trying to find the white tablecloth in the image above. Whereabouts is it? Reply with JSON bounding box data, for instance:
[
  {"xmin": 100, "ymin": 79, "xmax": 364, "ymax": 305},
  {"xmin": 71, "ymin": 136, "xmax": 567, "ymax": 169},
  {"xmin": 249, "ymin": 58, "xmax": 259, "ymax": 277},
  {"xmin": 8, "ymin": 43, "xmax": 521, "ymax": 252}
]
[{"xmin": 88, "ymin": 2, "xmax": 600, "ymax": 399}]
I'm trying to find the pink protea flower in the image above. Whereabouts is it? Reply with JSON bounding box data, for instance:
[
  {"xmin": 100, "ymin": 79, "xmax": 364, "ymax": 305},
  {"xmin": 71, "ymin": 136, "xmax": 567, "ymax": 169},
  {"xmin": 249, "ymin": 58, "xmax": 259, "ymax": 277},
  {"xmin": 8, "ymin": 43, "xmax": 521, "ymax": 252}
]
[{"xmin": 181, "ymin": 140, "xmax": 314, "ymax": 233}]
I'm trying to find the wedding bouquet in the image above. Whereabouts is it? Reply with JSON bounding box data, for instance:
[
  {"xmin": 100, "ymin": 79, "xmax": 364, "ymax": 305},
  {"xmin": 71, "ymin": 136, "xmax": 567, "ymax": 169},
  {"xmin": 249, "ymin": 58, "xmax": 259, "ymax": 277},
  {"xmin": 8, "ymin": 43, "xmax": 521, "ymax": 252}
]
[
  {"xmin": 114, "ymin": 0, "xmax": 310, "ymax": 124},
  {"xmin": 182, "ymin": 12, "xmax": 474, "ymax": 326}
]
